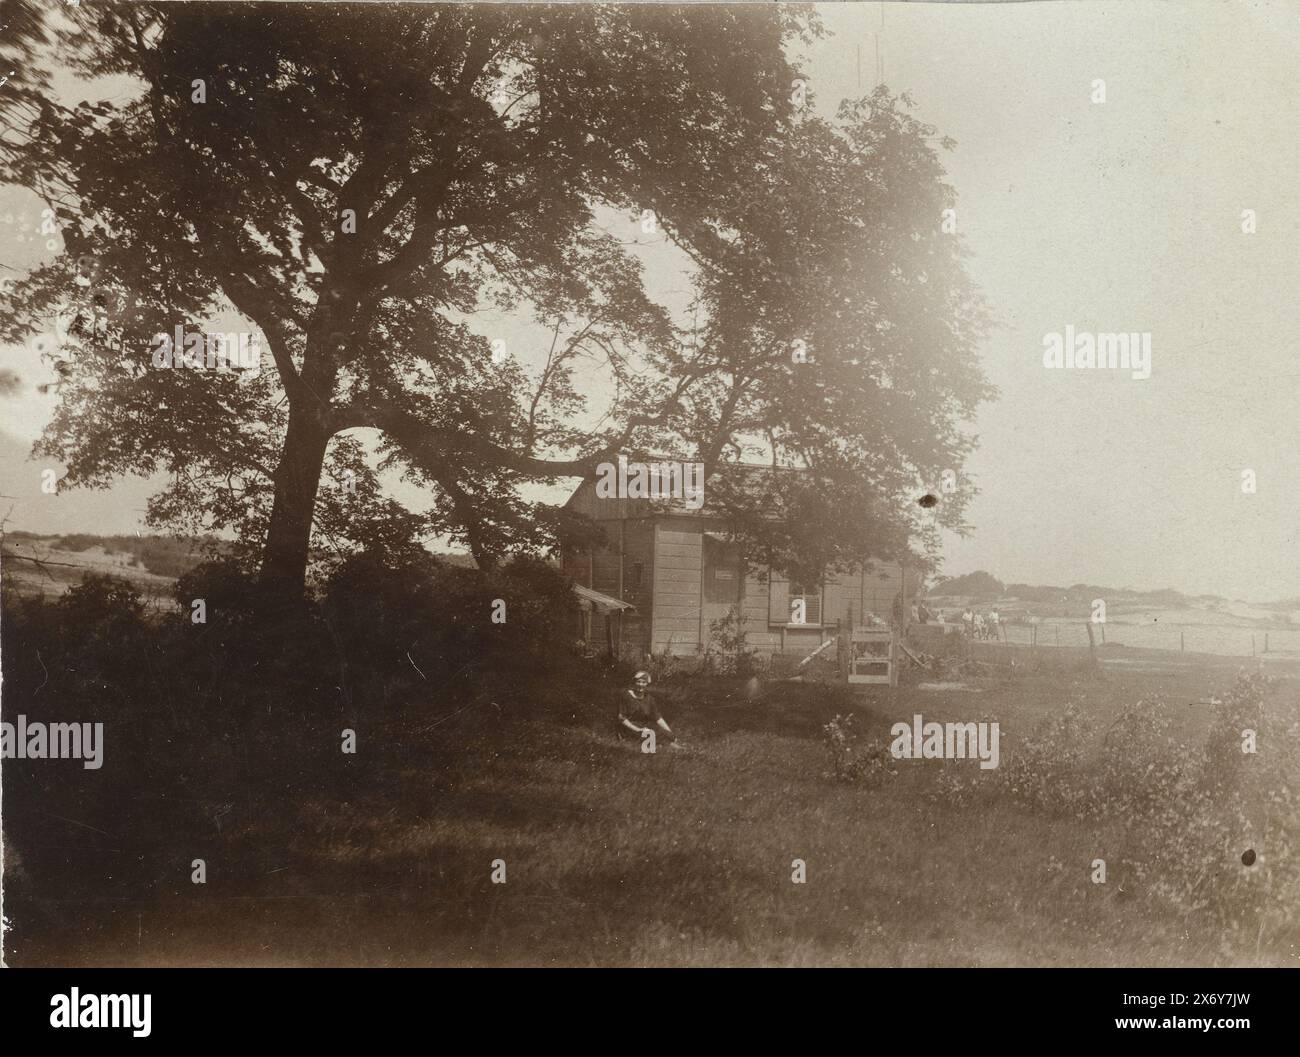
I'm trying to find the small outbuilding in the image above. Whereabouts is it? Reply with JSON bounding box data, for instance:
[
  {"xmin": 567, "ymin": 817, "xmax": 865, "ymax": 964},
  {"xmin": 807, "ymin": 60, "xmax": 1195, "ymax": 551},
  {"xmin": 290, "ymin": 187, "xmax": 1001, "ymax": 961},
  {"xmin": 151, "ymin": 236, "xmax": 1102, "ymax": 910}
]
[{"xmin": 560, "ymin": 466, "xmax": 914, "ymax": 661}]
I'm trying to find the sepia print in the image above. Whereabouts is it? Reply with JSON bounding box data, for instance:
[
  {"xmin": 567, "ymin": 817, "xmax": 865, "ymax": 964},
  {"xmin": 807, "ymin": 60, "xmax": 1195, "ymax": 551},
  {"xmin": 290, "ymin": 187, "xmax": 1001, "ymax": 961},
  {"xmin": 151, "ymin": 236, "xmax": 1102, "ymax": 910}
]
[{"xmin": 0, "ymin": 0, "xmax": 1296, "ymax": 981}]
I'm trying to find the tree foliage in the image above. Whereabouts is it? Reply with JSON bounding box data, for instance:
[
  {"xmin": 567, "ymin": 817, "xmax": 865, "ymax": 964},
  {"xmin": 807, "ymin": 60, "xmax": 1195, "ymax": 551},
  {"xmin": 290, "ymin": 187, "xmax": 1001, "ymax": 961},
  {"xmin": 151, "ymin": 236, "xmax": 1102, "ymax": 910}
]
[{"xmin": 2, "ymin": 1, "xmax": 992, "ymax": 591}]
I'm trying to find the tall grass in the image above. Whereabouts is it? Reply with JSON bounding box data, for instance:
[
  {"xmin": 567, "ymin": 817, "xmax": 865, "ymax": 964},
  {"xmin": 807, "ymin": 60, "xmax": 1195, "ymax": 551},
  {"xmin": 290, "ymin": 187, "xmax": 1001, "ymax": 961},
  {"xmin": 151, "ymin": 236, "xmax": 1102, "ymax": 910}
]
[{"xmin": 817, "ymin": 671, "xmax": 1300, "ymax": 961}]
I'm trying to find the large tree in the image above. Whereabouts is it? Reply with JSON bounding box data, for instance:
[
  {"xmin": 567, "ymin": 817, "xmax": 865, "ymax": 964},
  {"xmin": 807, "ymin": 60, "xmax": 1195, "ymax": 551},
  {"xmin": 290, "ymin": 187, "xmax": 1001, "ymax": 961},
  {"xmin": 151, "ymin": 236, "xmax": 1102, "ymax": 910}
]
[{"xmin": 1, "ymin": 2, "xmax": 992, "ymax": 600}]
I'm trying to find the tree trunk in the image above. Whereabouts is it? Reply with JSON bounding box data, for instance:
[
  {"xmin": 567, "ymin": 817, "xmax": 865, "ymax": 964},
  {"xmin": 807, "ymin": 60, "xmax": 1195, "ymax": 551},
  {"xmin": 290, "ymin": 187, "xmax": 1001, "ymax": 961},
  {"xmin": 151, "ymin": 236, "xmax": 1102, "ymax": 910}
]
[{"xmin": 259, "ymin": 404, "xmax": 330, "ymax": 608}]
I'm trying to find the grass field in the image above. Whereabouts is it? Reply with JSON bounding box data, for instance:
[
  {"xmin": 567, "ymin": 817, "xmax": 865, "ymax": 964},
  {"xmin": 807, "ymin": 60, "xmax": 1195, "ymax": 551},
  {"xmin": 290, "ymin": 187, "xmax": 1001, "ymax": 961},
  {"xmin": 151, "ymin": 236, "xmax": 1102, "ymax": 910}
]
[
  {"xmin": 1, "ymin": 538, "xmax": 180, "ymax": 605},
  {"xmin": 6, "ymin": 648, "xmax": 1297, "ymax": 967}
]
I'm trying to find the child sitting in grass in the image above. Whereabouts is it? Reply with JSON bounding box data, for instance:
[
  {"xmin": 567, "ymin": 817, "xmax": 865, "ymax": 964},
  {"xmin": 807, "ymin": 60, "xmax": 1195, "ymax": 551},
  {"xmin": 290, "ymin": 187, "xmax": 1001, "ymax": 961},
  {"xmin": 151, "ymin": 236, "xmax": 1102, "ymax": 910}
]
[{"xmin": 616, "ymin": 670, "xmax": 681, "ymax": 749}]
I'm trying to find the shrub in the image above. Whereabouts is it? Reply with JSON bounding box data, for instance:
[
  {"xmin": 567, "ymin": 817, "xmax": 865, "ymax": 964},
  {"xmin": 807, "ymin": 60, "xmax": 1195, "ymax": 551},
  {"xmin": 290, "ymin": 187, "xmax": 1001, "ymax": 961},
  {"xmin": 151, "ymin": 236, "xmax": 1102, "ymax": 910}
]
[
  {"xmin": 703, "ymin": 606, "xmax": 756, "ymax": 676},
  {"xmin": 822, "ymin": 712, "xmax": 898, "ymax": 787},
  {"xmin": 322, "ymin": 552, "xmax": 582, "ymax": 712},
  {"xmin": 1, "ymin": 575, "xmax": 211, "ymax": 900},
  {"xmin": 174, "ymin": 557, "xmax": 261, "ymax": 627},
  {"xmin": 916, "ymin": 671, "xmax": 1300, "ymax": 959},
  {"xmin": 37, "ymin": 574, "xmax": 152, "ymax": 700}
]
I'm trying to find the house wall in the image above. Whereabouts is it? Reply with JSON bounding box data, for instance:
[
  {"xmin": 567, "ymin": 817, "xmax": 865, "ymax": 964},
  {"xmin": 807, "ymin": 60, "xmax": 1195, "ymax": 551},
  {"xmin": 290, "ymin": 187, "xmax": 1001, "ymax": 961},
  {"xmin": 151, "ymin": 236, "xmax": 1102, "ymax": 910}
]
[
  {"xmin": 700, "ymin": 535, "xmax": 744, "ymax": 646},
  {"xmin": 620, "ymin": 519, "xmax": 655, "ymax": 656},
  {"xmin": 560, "ymin": 513, "xmax": 655, "ymax": 658},
  {"xmin": 742, "ymin": 566, "xmax": 780, "ymax": 653},
  {"xmin": 641, "ymin": 520, "xmax": 907, "ymax": 659},
  {"xmin": 738, "ymin": 560, "xmax": 906, "ymax": 658},
  {"xmin": 650, "ymin": 516, "xmax": 704, "ymax": 655},
  {"xmin": 563, "ymin": 479, "xmax": 909, "ymax": 660},
  {"xmin": 562, "ymin": 478, "xmax": 660, "ymax": 653}
]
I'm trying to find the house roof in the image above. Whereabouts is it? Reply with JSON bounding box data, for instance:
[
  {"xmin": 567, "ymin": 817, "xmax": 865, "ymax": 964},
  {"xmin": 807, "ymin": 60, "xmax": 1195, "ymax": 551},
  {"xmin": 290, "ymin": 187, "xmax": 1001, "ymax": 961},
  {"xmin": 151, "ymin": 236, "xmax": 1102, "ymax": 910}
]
[{"xmin": 563, "ymin": 459, "xmax": 806, "ymax": 518}]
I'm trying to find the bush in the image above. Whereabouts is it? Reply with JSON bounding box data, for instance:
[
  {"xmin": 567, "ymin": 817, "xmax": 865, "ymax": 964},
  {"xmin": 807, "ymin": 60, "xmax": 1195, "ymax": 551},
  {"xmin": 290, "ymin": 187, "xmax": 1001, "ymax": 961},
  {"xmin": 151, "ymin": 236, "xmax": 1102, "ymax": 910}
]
[
  {"xmin": 174, "ymin": 557, "xmax": 261, "ymax": 627},
  {"xmin": 822, "ymin": 712, "xmax": 898, "ymax": 787},
  {"xmin": 1, "ymin": 574, "xmax": 207, "ymax": 903},
  {"xmin": 702, "ymin": 606, "xmax": 756, "ymax": 676},
  {"xmin": 322, "ymin": 552, "xmax": 583, "ymax": 712},
  {"xmin": 0, "ymin": 554, "xmax": 594, "ymax": 929},
  {"xmin": 32, "ymin": 574, "xmax": 152, "ymax": 701},
  {"xmin": 915, "ymin": 671, "xmax": 1300, "ymax": 958}
]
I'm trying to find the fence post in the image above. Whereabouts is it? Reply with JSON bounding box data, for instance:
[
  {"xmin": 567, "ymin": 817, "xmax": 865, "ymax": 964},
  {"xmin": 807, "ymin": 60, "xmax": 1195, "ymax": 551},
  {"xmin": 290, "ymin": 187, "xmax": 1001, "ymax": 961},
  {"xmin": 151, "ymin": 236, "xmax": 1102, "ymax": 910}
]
[{"xmin": 1180, "ymin": 631, "xmax": 1185, "ymax": 652}]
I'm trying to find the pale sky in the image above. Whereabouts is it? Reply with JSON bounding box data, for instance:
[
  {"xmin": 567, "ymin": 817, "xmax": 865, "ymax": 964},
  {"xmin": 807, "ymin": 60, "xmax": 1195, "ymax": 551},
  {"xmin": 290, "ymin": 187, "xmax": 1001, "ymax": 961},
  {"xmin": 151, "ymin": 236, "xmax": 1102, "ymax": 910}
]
[{"xmin": 2, "ymin": 1, "xmax": 1298, "ymax": 600}]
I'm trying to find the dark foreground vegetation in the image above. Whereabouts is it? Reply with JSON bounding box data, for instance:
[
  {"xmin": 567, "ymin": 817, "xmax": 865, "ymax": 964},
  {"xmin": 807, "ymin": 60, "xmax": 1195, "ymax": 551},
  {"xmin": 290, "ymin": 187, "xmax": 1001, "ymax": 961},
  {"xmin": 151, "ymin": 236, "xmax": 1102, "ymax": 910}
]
[{"xmin": 3, "ymin": 559, "xmax": 1298, "ymax": 966}]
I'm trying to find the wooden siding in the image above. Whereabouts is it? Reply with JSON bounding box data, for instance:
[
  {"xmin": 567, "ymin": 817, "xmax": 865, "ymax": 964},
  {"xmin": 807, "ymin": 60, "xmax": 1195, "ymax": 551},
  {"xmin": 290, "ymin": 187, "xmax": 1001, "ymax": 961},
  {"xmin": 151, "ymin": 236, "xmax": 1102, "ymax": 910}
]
[
  {"xmin": 561, "ymin": 512, "xmax": 656, "ymax": 658},
  {"xmin": 650, "ymin": 517, "xmax": 704, "ymax": 655},
  {"xmin": 619, "ymin": 519, "xmax": 655, "ymax": 655},
  {"xmin": 737, "ymin": 561, "xmax": 906, "ymax": 657},
  {"xmin": 700, "ymin": 535, "xmax": 744, "ymax": 641},
  {"xmin": 563, "ymin": 477, "xmax": 908, "ymax": 659}
]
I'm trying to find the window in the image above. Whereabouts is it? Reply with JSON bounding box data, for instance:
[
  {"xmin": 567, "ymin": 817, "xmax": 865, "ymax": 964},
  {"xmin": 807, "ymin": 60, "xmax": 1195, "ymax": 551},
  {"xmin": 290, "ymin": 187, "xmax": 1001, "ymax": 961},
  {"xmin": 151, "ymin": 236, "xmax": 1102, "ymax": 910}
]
[
  {"xmin": 788, "ymin": 581, "xmax": 822, "ymax": 625},
  {"xmin": 628, "ymin": 562, "xmax": 643, "ymax": 589},
  {"xmin": 706, "ymin": 565, "xmax": 739, "ymax": 604},
  {"xmin": 767, "ymin": 575, "xmax": 825, "ymax": 626},
  {"xmin": 704, "ymin": 538, "xmax": 742, "ymax": 604}
]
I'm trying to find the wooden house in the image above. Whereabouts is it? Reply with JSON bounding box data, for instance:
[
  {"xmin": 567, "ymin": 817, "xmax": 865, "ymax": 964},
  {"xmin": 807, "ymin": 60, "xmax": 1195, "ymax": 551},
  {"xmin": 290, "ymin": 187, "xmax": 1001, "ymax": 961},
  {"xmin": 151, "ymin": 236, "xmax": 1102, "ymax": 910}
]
[{"xmin": 560, "ymin": 466, "xmax": 914, "ymax": 660}]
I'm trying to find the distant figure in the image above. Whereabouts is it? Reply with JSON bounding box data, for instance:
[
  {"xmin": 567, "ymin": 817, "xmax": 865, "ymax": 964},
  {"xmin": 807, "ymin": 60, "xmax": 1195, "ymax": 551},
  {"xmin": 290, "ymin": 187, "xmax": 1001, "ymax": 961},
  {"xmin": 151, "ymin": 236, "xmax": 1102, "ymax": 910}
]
[
  {"xmin": 617, "ymin": 671, "xmax": 679, "ymax": 748},
  {"xmin": 917, "ymin": 601, "xmax": 933, "ymax": 624},
  {"xmin": 962, "ymin": 608, "xmax": 974, "ymax": 635},
  {"xmin": 974, "ymin": 612, "xmax": 987, "ymax": 639}
]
